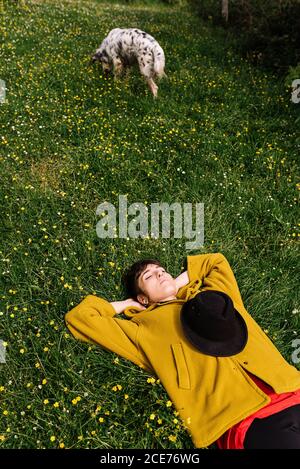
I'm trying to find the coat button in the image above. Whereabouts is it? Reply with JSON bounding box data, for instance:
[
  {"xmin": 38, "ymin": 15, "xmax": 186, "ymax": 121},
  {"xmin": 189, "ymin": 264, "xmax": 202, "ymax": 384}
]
[{"xmin": 243, "ymin": 361, "xmax": 248, "ymax": 365}]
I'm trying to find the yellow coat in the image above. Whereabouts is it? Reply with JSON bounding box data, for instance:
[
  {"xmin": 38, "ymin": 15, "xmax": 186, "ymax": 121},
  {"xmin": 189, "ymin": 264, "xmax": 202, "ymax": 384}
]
[{"xmin": 65, "ymin": 253, "xmax": 300, "ymax": 447}]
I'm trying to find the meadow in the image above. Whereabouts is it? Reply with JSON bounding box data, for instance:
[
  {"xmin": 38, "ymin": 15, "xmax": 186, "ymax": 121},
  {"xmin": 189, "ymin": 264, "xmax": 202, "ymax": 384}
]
[{"xmin": 0, "ymin": 0, "xmax": 299, "ymax": 449}]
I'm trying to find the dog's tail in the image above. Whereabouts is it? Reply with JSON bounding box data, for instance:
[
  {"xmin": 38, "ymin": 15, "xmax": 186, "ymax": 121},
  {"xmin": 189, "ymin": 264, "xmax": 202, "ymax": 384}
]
[{"xmin": 153, "ymin": 45, "xmax": 166, "ymax": 80}]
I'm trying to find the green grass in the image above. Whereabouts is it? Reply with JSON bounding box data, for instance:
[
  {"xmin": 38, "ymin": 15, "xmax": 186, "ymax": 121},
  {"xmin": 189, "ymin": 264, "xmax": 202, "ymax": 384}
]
[{"xmin": 0, "ymin": 0, "xmax": 299, "ymax": 449}]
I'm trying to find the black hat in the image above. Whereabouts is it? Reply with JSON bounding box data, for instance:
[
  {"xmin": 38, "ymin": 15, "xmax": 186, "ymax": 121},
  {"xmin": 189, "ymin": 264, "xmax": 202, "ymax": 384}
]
[{"xmin": 180, "ymin": 290, "xmax": 248, "ymax": 357}]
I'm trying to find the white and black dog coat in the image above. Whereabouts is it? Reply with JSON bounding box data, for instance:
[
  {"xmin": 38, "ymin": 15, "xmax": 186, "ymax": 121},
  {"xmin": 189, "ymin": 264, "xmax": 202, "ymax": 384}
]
[{"xmin": 92, "ymin": 28, "xmax": 166, "ymax": 97}]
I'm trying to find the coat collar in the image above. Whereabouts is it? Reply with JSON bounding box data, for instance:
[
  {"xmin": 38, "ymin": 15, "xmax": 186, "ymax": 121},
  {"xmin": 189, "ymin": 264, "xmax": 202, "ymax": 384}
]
[{"xmin": 123, "ymin": 279, "xmax": 202, "ymax": 318}]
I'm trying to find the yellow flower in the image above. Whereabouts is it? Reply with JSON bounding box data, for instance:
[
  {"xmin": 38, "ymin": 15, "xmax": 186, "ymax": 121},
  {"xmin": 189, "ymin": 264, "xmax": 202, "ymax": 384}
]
[
  {"xmin": 112, "ymin": 384, "xmax": 122, "ymax": 391},
  {"xmin": 59, "ymin": 442, "xmax": 65, "ymax": 449},
  {"xmin": 166, "ymin": 400, "xmax": 172, "ymax": 407},
  {"xmin": 147, "ymin": 377, "xmax": 156, "ymax": 384},
  {"xmin": 43, "ymin": 399, "xmax": 49, "ymax": 405},
  {"xmin": 168, "ymin": 435, "xmax": 177, "ymax": 442},
  {"xmin": 53, "ymin": 402, "xmax": 59, "ymax": 408},
  {"xmin": 50, "ymin": 436, "xmax": 56, "ymax": 442},
  {"xmin": 3, "ymin": 410, "xmax": 8, "ymax": 416},
  {"xmin": 149, "ymin": 413, "xmax": 155, "ymax": 420},
  {"xmin": 72, "ymin": 396, "xmax": 81, "ymax": 405},
  {"xmin": 124, "ymin": 394, "xmax": 129, "ymax": 400},
  {"xmin": 98, "ymin": 417, "xmax": 104, "ymax": 423},
  {"xmin": 42, "ymin": 379, "xmax": 47, "ymax": 385}
]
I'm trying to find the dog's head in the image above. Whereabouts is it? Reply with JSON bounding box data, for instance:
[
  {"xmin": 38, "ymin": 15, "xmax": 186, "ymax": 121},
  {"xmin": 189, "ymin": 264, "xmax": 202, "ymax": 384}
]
[{"xmin": 91, "ymin": 48, "xmax": 112, "ymax": 75}]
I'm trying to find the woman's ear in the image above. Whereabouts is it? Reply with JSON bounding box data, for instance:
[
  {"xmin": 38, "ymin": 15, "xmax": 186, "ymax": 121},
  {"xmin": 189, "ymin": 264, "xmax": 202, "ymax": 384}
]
[{"xmin": 137, "ymin": 294, "xmax": 148, "ymax": 306}]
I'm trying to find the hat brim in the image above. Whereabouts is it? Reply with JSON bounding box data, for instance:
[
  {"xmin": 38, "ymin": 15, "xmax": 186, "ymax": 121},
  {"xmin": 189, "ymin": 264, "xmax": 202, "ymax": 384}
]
[{"xmin": 181, "ymin": 308, "xmax": 248, "ymax": 357}]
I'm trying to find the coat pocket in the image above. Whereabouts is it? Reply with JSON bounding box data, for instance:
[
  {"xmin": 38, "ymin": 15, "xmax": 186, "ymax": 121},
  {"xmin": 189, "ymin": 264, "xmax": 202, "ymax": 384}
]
[{"xmin": 171, "ymin": 343, "xmax": 191, "ymax": 390}]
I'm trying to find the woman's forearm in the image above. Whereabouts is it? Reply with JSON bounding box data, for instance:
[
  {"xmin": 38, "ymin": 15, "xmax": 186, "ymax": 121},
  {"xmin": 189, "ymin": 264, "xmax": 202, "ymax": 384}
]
[
  {"xmin": 110, "ymin": 299, "xmax": 131, "ymax": 314},
  {"xmin": 175, "ymin": 270, "xmax": 190, "ymax": 291},
  {"xmin": 110, "ymin": 298, "xmax": 145, "ymax": 314}
]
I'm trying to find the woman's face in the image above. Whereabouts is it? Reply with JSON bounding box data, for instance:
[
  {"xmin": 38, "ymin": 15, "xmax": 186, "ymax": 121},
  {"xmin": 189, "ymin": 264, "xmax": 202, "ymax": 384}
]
[{"xmin": 137, "ymin": 264, "xmax": 177, "ymax": 305}]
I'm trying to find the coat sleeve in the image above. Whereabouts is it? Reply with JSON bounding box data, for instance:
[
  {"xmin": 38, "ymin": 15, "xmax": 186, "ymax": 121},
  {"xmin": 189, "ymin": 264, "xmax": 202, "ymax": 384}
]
[
  {"xmin": 187, "ymin": 252, "xmax": 244, "ymax": 308},
  {"xmin": 65, "ymin": 295, "xmax": 151, "ymax": 370}
]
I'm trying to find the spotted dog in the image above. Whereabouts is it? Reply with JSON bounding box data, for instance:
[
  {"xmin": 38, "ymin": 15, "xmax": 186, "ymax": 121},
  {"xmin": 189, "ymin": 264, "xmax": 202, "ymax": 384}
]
[{"xmin": 92, "ymin": 28, "xmax": 166, "ymax": 98}]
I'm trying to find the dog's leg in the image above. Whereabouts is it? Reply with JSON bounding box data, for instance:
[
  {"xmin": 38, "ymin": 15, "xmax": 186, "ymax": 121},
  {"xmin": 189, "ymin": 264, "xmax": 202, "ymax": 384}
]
[
  {"xmin": 138, "ymin": 58, "xmax": 158, "ymax": 98},
  {"xmin": 146, "ymin": 78, "xmax": 158, "ymax": 98},
  {"xmin": 124, "ymin": 66, "xmax": 131, "ymax": 82},
  {"xmin": 113, "ymin": 57, "xmax": 124, "ymax": 80}
]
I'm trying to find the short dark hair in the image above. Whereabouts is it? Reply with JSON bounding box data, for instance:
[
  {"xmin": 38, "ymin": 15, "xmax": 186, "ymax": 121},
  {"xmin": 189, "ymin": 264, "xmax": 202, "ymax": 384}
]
[{"xmin": 123, "ymin": 259, "xmax": 162, "ymax": 299}]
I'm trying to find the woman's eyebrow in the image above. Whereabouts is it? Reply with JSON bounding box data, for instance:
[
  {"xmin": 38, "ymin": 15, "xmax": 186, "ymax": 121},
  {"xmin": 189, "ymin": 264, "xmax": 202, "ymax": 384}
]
[
  {"xmin": 141, "ymin": 269, "xmax": 151, "ymax": 280},
  {"xmin": 141, "ymin": 266, "xmax": 164, "ymax": 281}
]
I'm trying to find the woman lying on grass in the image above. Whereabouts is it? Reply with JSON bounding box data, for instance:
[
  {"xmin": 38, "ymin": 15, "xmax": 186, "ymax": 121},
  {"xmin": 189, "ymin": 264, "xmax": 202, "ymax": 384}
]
[{"xmin": 65, "ymin": 252, "xmax": 300, "ymax": 448}]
